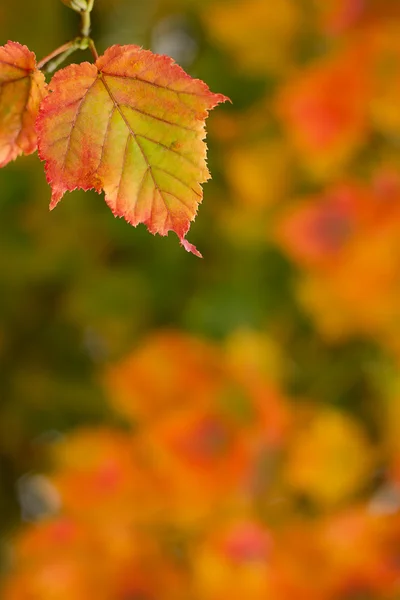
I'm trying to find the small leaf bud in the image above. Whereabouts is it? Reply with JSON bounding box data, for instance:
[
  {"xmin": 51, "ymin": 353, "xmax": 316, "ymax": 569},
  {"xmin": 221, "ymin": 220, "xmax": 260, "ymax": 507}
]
[{"xmin": 60, "ymin": 0, "xmax": 89, "ymax": 12}]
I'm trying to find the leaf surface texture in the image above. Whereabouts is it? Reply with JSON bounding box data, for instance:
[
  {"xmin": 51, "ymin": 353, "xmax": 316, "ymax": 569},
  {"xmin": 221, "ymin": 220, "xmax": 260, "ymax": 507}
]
[{"xmin": 37, "ymin": 45, "xmax": 228, "ymax": 254}]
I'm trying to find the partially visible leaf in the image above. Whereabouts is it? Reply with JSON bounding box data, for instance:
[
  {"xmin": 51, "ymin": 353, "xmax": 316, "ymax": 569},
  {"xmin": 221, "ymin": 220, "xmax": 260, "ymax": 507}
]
[
  {"xmin": 0, "ymin": 41, "xmax": 47, "ymax": 167},
  {"xmin": 37, "ymin": 45, "xmax": 229, "ymax": 256}
]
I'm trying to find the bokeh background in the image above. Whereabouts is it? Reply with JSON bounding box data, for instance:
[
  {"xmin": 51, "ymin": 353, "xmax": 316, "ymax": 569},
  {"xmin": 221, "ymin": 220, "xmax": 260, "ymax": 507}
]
[{"xmin": 2, "ymin": 0, "xmax": 400, "ymax": 597}]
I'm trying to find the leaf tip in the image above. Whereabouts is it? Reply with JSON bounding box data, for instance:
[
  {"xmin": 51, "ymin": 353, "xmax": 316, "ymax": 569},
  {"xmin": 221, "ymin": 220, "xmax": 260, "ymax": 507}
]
[
  {"xmin": 180, "ymin": 238, "xmax": 203, "ymax": 258},
  {"xmin": 216, "ymin": 93, "xmax": 232, "ymax": 106},
  {"xmin": 49, "ymin": 191, "xmax": 63, "ymax": 211}
]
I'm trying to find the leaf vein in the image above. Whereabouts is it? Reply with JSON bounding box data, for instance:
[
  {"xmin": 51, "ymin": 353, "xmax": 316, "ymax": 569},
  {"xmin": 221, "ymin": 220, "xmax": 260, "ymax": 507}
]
[
  {"xmin": 0, "ymin": 59, "xmax": 29, "ymax": 72},
  {"xmin": 135, "ymin": 133, "xmax": 199, "ymax": 169},
  {"xmin": 135, "ymin": 166, "xmax": 150, "ymax": 218},
  {"xmin": 97, "ymin": 105, "xmax": 115, "ymax": 173},
  {"xmin": 158, "ymin": 188, "xmax": 195, "ymax": 211},
  {"xmin": 99, "ymin": 73, "xmax": 175, "ymax": 222},
  {"xmin": 102, "ymin": 71, "xmax": 211, "ymax": 98},
  {"xmin": 0, "ymin": 74, "xmax": 29, "ymax": 86},
  {"xmin": 15, "ymin": 72, "xmax": 33, "ymax": 150},
  {"xmin": 115, "ymin": 132, "xmax": 131, "ymax": 212},
  {"xmin": 61, "ymin": 77, "xmax": 98, "ymax": 170},
  {"xmin": 153, "ymin": 165, "xmax": 201, "ymax": 197},
  {"xmin": 120, "ymin": 102, "xmax": 197, "ymax": 133}
]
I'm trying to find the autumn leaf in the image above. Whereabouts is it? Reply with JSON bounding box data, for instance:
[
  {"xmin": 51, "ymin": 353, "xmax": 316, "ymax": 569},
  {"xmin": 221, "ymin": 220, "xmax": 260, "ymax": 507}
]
[
  {"xmin": 37, "ymin": 45, "xmax": 229, "ymax": 256},
  {"xmin": 0, "ymin": 41, "xmax": 47, "ymax": 167}
]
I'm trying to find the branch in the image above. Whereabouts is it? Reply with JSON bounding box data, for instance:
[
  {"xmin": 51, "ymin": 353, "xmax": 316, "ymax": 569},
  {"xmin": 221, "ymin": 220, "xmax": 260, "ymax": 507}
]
[
  {"xmin": 80, "ymin": 0, "xmax": 95, "ymax": 38},
  {"xmin": 37, "ymin": 40, "xmax": 77, "ymax": 71}
]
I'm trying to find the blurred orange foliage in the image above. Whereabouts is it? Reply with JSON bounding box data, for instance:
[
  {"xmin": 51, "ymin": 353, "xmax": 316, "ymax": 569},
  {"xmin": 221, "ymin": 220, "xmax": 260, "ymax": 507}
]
[
  {"xmin": 276, "ymin": 173, "xmax": 400, "ymax": 348},
  {"xmin": 3, "ymin": 330, "xmax": 400, "ymax": 599}
]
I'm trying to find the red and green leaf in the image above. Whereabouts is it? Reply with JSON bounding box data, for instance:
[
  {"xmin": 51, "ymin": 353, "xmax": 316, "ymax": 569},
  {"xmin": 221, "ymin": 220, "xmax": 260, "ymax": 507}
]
[
  {"xmin": 0, "ymin": 41, "xmax": 47, "ymax": 167},
  {"xmin": 37, "ymin": 45, "xmax": 228, "ymax": 255}
]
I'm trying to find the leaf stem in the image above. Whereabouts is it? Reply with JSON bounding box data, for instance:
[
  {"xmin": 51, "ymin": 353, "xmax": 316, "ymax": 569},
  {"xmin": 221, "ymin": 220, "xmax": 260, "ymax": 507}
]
[
  {"xmin": 38, "ymin": 0, "xmax": 97, "ymax": 73},
  {"xmin": 37, "ymin": 40, "xmax": 76, "ymax": 71},
  {"xmin": 88, "ymin": 39, "xmax": 99, "ymax": 62},
  {"xmin": 80, "ymin": 0, "xmax": 95, "ymax": 38}
]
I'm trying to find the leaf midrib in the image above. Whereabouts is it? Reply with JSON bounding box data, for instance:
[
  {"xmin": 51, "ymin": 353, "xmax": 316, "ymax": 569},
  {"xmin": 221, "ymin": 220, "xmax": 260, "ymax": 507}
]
[{"xmin": 98, "ymin": 71, "xmax": 195, "ymax": 222}]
